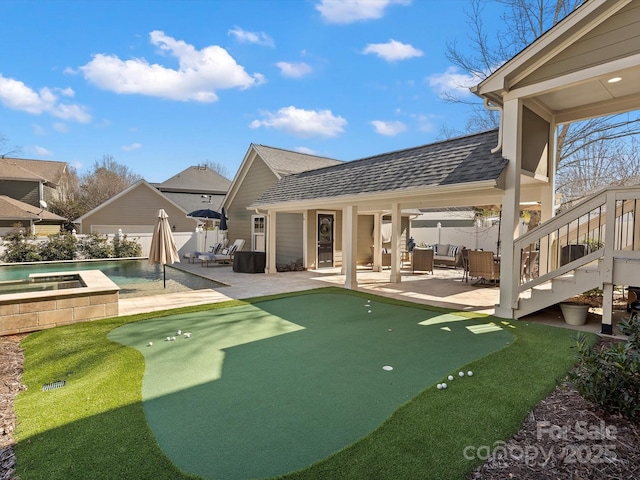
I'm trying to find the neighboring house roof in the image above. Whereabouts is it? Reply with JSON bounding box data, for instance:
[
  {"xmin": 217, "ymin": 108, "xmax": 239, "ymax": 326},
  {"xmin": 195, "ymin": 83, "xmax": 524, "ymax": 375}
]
[
  {"xmin": 74, "ymin": 179, "xmax": 190, "ymax": 223},
  {"xmin": 0, "ymin": 195, "xmax": 65, "ymax": 221},
  {"xmin": 163, "ymin": 191, "xmax": 225, "ymax": 214},
  {"xmin": 158, "ymin": 165, "xmax": 231, "ymax": 194},
  {"xmin": 252, "ymin": 145, "xmax": 343, "ymax": 177},
  {"xmin": 0, "ymin": 157, "xmax": 67, "ymax": 187},
  {"xmin": 252, "ymin": 130, "xmax": 508, "ymax": 207}
]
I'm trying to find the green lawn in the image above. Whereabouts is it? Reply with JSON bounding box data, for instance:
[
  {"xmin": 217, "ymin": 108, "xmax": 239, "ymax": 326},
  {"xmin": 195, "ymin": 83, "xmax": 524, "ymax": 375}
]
[{"xmin": 14, "ymin": 287, "xmax": 596, "ymax": 480}]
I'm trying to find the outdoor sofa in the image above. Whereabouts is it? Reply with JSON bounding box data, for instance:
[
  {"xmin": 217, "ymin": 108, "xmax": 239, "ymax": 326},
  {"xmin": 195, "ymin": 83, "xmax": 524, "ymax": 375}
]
[{"xmin": 432, "ymin": 243, "xmax": 464, "ymax": 268}]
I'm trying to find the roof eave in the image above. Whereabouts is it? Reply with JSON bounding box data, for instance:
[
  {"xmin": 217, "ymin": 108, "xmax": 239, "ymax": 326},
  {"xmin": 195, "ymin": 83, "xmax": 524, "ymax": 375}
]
[{"xmin": 249, "ymin": 179, "xmax": 503, "ymax": 212}]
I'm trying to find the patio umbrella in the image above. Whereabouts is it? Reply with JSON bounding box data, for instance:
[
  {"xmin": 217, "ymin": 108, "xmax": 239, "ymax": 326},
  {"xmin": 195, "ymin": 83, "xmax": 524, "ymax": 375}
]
[
  {"xmin": 219, "ymin": 207, "xmax": 228, "ymax": 232},
  {"xmin": 149, "ymin": 209, "xmax": 180, "ymax": 288},
  {"xmin": 187, "ymin": 208, "xmax": 222, "ymax": 246}
]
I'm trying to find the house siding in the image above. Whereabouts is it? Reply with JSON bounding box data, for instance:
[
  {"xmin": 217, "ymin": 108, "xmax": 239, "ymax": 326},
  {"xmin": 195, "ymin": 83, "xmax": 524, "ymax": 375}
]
[
  {"xmin": 0, "ymin": 181, "xmax": 39, "ymax": 206},
  {"xmin": 276, "ymin": 213, "xmax": 303, "ymax": 266},
  {"xmin": 518, "ymin": 2, "xmax": 640, "ymax": 87},
  {"xmin": 227, "ymin": 155, "xmax": 278, "ymax": 245},
  {"xmin": 358, "ymin": 215, "xmax": 374, "ymax": 264},
  {"xmin": 79, "ymin": 184, "xmax": 193, "ymax": 234}
]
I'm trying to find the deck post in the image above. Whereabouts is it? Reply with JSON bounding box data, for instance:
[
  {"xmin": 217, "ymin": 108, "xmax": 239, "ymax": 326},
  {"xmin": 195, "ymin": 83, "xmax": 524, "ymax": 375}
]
[
  {"xmin": 265, "ymin": 210, "xmax": 277, "ymax": 274},
  {"xmin": 344, "ymin": 205, "xmax": 358, "ymax": 289},
  {"xmin": 390, "ymin": 202, "xmax": 402, "ymax": 283}
]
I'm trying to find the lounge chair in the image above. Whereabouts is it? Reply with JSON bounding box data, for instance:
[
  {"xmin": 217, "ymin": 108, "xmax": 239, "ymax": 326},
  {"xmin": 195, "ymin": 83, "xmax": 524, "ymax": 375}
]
[
  {"xmin": 184, "ymin": 241, "xmax": 226, "ymax": 264},
  {"xmin": 468, "ymin": 250, "xmax": 500, "ymax": 286},
  {"xmin": 199, "ymin": 239, "xmax": 245, "ymax": 266}
]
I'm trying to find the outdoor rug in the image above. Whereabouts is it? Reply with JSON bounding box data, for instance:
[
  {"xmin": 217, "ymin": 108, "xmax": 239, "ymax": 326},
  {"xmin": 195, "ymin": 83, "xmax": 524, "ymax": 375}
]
[{"xmin": 108, "ymin": 291, "xmax": 514, "ymax": 479}]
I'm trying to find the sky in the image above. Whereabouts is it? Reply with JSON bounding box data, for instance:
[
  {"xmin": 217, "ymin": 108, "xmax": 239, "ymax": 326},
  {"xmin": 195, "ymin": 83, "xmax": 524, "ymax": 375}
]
[{"xmin": 0, "ymin": 0, "xmax": 504, "ymax": 183}]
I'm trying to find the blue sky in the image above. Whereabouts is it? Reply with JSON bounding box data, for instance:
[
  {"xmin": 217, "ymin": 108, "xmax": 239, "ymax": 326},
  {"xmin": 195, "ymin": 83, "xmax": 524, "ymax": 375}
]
[{"xmin": 1, "ymin": 0, "xmax": 503, "ymax": 183}]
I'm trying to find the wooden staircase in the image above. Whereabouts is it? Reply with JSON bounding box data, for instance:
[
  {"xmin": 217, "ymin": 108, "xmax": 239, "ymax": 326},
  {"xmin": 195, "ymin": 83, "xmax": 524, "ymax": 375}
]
[{"xmin": 507, "ymin": 185, "xmax": 640, "ymax": 325}]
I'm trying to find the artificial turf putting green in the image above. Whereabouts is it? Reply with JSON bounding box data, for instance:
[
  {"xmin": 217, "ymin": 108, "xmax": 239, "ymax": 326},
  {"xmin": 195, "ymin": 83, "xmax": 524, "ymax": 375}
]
[{"xmin": 109, "ymin": 292, "xmax": 514, "ymax": 479}]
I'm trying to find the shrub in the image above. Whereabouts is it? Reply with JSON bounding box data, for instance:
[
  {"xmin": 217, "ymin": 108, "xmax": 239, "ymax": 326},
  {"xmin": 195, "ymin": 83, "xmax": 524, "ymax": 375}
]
[
  {"xmin": 38, "ymin": 232, "xmax": 78, "ymax": 261},
  {"xmin": 569, "ymin": 318, "xmax": 640, "ymax": 423},
  {"xmin": 113, "ymin": 233, "xmax": 142, "ymax": 258},
  {"xmin": 0, "ymin": 225, "xmax": 42, "ymax": 262},
  {"xmin": 77, "ymin": 232, "xmax": 113, "ymax": 259}
]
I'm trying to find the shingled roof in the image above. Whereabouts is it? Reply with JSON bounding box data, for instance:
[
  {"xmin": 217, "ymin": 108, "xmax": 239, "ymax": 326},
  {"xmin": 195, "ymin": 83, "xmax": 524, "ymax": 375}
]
[
  {"xmin": 252, "ymin": 130, "xmax": 507, "ymax": 207},
  {"xmin": 0, "ymin": 157, "xmax": 68, "ymax": 186},
  {"xmin": 0, "ymin": 195, "xmax": 66, "ymax": 221},
  {"xmin": 252, "ymin": 144, "xmax": 343, "ymax": 177}
]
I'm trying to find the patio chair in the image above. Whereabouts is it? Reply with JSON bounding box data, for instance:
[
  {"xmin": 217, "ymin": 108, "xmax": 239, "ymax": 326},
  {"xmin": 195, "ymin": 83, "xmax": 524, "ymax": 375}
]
[
  {"xmin": 411, "ymin": 247, "xmax": 433, "ymax": 274},
  {"xmin": 184, "ymin": 241, "xmax": 225, "ymax": 264},
  {"xmin": 520, "ymin": 250, "xmax": 539, "ymax": 282},
  {"xmin": 461, "ymin": 247, "xmax": 470, "ymax": 283},
  {"xmin": 468, "ymin": 250, "xmax": 500, "ymax": 286},
  {"xmin": 200, "ymin": 239, "xmax": 245, "ymax": 266}
]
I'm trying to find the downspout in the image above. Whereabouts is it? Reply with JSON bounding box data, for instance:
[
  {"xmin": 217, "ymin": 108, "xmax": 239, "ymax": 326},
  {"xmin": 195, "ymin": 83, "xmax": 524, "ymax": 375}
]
[{"xmin": 484, "ymin": 98, "xmax": 503, "ymax": 154}]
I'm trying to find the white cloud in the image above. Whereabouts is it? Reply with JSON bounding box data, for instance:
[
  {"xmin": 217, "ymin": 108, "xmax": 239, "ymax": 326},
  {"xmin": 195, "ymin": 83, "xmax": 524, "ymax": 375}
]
[
  {"xmin": 276, "ymin": 62, "xmax": 312, "ymax": 78},
  {"xmin": 53, "ymin": 122, "xmax": 68, "ymax": 133},
  {"xmin": 33, "ymin": 145, "xmax": 52, "ymax": 156},
  {"xmin": 0, "ymin": 74, "xmax": 91, "ymax": 123},
  {"xmin": 316, "ymin": 0, "xmax": 411, "ymax": 24},
  {"xmin": 362, "ymin": 39, "xmax": 423, "ymax": 62},
  {"xmin": 228, "ymin": 27, "xmax": 275, "ymax": 47},
  {"xmin": 122, "ymin": 142, "xmax": 143, "ymax": 151},
  {"xmin": 250, "ymin": 106, "xmax": 346, "ymax": 138},
  {"xmin": 428, "ymin": 66, "xmax": 479, "ymax": 98},
  {"xmin": 79, "ymin": 30, "xmax": 264, "ymax": 102},
  {"xmin": 370, "ymin": 120, "xmax": 406, "ymax": 136}
]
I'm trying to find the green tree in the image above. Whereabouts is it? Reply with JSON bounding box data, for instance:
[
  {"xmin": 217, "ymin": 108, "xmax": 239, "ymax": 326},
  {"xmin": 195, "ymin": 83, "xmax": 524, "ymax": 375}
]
[
  {"xmin": 38, "ymin": 232, "xmax": 78, "ymax": 261},
  {"xmin": 0, "ymin": 225, "xmax": 41, "ymax": 262}
]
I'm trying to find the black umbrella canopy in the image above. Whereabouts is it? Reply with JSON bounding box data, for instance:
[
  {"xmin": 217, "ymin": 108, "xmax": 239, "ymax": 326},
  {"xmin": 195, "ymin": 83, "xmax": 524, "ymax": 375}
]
[
  {"xmin": 187, "ymin": 209, "xmax": 222, "ymax": 220},
  {"xmin": 220, "ymin": 207, "xmax": 228, "ymax": 231}
]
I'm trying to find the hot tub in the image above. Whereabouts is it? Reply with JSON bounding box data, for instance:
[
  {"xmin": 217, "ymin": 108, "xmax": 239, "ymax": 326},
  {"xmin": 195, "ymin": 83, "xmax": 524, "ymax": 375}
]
[{"xmin": 0, "ymin": 270, "xmax": 119, "ymax": 336}]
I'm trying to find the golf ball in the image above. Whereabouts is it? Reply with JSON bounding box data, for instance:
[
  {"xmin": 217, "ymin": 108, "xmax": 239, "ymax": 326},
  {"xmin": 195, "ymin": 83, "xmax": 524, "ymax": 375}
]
[
  {"xmin": 148, "ymin": 342, "xmax": 153, "ymax": 346},
  {"xmin": 368, "ymin": 310, "xmax": 372, "ymax": 313},
  {"xmin": 448, "ymin": 375, "xmax": 454, "ymax": 381},
  {"xmin": 166, "ymin": 337, "xmax": 170, "ymax": 341},
  {"xmin": 467, "ymin": 371, "xmax": 473, "ymax": 376},
  {"xmin": 442, "ymin": 383, "xmax": 447, "ymax": 389},
  {"xmin": 437, "ymin": 383, "xmax": 443, "ymax": 390},
  {"xmin": 459, "ymin": 371, "xmax": 465, "ymax": 377}
]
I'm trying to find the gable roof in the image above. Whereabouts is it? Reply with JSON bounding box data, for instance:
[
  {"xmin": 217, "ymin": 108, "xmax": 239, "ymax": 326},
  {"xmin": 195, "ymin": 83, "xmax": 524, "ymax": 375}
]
[
  {"xmin": 0, "ymin": 195, "xmax": 66, "ymax": 221},
  {"xmin": 222, "ymin": 143, "xmax": 343, "ymax": 209},
  {"xmin": 158, "ymin": 165, "xmax": 231, "ymax": 194},
  {"xmin": 473, "ymin": 0, "xmax": 640, "ymax": 121},
  {"xmin": 74, "ymin": 179, "xmax": 190, "ymax": 223},
  {"xmin": 0, "ymin": 157, "xmax": 68, "ymax": 186},
  {"xmin": 251, "ymin": 130, "xmax": 508, "ymax": 208},
  {"xmin": 252, "ymin": 144, "xmax": 343, "ymax": 177}
]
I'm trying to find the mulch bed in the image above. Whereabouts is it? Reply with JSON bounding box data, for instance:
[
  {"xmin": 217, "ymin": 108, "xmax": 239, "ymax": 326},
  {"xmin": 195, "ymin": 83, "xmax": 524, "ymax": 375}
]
[
  {"xmin": 0, "ymin": 334, "xmax": 26, "ymax": 480},
  {"xmin": 1, "ymin": 333, "xmax": 638, "ymax": 480}
]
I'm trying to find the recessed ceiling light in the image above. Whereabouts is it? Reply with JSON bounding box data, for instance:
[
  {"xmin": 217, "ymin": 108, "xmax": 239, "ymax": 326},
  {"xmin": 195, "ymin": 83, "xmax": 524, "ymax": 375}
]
[{"xmin": 608, "ymin": 77, "xmax": 622, "ymax": 83}]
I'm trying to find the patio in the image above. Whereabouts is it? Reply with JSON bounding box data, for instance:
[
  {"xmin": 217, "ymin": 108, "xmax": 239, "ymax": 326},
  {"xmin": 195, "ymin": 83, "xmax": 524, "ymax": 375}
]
[{"xmin": 119, "ymin": 262, "xmax": 626, "ymax": 337}]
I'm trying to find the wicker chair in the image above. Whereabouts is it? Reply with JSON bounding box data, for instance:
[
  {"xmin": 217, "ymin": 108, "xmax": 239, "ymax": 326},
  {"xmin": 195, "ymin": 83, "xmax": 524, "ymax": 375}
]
[
  {"xmin": 412, "ymin": 247, "xmax": 434, "ymax": 274},
  {"xmin": 468, "ymin": 250, "xmax": 500, "ymax": 286}
]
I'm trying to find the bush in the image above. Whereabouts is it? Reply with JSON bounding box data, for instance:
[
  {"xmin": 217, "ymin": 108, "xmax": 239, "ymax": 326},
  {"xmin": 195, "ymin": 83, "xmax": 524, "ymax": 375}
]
[
  {"xmin": 77, "ymin": 232, "xmax": 113, "ymax": 259},
  {"xmin": 38, "ymin": 232, "xmax": 78, "ymax": 261},
  {"xmin": 570, "ymin": 318, "xmax": 640, "ymax": 423},
  {"xmin": 113, "ymin": 233, "xmax": 142, "ymax": 258},
  {"xmin": 0, "ymin": 225, "xmax": 42, "ymax": 262}
]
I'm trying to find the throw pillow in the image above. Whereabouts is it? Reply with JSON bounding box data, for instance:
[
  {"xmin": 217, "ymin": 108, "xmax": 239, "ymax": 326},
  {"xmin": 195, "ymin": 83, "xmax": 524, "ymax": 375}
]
[{"xmin": 448, "ymin": 245, "xmax": 459, "ymax": 257}]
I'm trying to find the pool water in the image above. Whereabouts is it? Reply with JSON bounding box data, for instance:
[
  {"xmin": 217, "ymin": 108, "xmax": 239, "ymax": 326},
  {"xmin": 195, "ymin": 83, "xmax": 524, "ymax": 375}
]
[
  {"xmin": 0, "ymin": 275, "xmax": 84, "ymax": 295},
  {"xmin": 0, "ymin": 260, "xmax": 223, "ymax": 298}
]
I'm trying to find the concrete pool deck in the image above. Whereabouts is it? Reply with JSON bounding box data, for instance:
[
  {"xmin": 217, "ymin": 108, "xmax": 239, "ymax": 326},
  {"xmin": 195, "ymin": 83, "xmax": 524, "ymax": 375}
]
[{"xmin": 118, "ymin": 262, "xmax": 626, "ymax": 337}]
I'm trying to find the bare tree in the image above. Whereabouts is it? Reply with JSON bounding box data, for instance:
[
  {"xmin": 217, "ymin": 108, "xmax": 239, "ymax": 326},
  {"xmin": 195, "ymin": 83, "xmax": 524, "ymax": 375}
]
[
  {"xmin": 203, "ymin": 160, "xmax": 231, "ymax": 180},
  {"xmin": 79, "ymin": 155, "xmax": 142, "ymax": 212},
  {"xmin": 0, "ymin": 133, "xmax": 22, "ymax": 157},
  {"xmin": 446, "ymin": 0, "xmax": 640, "ymax": 204}
]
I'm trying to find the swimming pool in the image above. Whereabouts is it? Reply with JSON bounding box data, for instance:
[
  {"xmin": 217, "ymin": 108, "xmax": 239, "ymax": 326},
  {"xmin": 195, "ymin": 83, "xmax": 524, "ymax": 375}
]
[{"xmin": 0, "ymin": 260, "xmax": 223, "ymax": 298}]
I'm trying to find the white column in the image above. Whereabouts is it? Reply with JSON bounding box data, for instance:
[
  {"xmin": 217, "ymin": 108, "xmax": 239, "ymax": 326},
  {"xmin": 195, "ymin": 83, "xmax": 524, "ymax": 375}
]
[
  {"xmin": 390, "ymin": 202, "xmax": 402, "ymax": 283},
  {"xmin": 496, "ymin": 98, "xmax": 523, "ymax": 318},
  {"xmin": 344, "ymin": 205, "xmax": 358, "ymax": 289},
  {"xmin": 265, "ymin": 210, "xmax": 277, "ymax": 274},
  {"xmin": 372, "ymin": 212, "xmax": 382, "ymax": 272}
]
